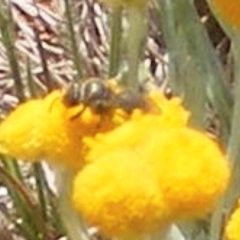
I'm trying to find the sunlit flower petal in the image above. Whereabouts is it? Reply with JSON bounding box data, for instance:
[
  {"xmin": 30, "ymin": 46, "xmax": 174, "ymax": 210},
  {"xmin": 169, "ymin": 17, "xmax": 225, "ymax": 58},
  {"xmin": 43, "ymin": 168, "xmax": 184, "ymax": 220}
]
[
  {"xmin": 40, "ymin": 91, "xmax": 100, "ymax": 169},
  {"xmin": 72, "ymin": 149, "xmax": 170, "ymax": 238},
  {"xmin": 0, "ymin": 87, "xmax": 188, "ymax": 171},
  {"xmin": 0, "ymin": 90, "xmax": 104, "ymax": 169},
  {"xmin": 141, "ymin": 127, "xmax": 230, "ymax": 220},
  {"xmin": 225, "ymin": 200, "xmax": 240, "ymax": 240},
  {"xmin": 0, "ymin": 98, "xmax": 46, "ymax": 160},
  {"xmin": 148, "ymin": 91, "xmax": 190, "ymax": 126},
  {"xmin": 85, "ymin": 93, "xmax": 189, "ymax": 162}
]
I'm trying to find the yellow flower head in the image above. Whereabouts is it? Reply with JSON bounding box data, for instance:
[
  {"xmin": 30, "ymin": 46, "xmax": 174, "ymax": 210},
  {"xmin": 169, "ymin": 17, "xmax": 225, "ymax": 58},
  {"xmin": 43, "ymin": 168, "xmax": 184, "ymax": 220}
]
[
  {"xmin": 0, "ymin": 98, "xmax": 47, "ymax": 160},
  {"xmin": 0, "ymin": 85, "xmax": 188, "ymax": 171},
  {"xmin": 39, "ymin": 90, "xmax": 103, "ymax": 169},
  {"xmin": 141, "ymin": 127, "xmax": 230, "ymax": 220},
  {"xmin": 225, "ymin": 200, "xmax": 240, "ymax": 240},
  {"xmin": 85, "ymin": 93, "xmax": 189, "ymax": 162},
  {"xmin": 72, "ymin": 149, "xmax": 170, "ymax": 238},
  {"xmin": 0, "ymin": 90, "xmax": 110, "ymax": 169},
  {"xmin": 148, "ymin": 91, "xmax": 190, "ymax": 126},
  {"xmin": 210, "ymin": 0, "xmax": 240, "ymax": 29}
]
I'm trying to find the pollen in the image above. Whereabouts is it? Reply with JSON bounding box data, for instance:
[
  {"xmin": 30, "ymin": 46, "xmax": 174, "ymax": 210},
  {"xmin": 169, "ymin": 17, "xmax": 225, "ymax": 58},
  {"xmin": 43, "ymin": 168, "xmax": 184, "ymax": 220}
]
[
  {"xmin": 72, "ymin": 149, "xmax": 170, "ymax": 238},
  {"xmin": 141, "ymin": 127, "xmax": 230, "ymax": 220},
  {"xmin": 0, "ymin": 98, "xmax": 47, "ymax": 160},
  {"xmin": 225, "ymin": 200, "xmax": 240, "ymax": 240},
  {"xmin": 0, "ymin": 87, "xmax": 189, "ymax": 171},
  {"xmin": 0, "ymin": 90, "xmax": 109, "ymax": 169},
  {"xmin": 84, "ymin": 93, "xmax": 189, "ymax": 162}
]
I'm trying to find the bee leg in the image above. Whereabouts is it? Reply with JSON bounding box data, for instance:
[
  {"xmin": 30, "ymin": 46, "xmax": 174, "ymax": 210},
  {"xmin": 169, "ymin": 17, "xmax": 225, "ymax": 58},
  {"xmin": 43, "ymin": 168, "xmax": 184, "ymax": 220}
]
[{"xmin": 69, "ymin": 105, "xmax": 87, "ymax": 120}]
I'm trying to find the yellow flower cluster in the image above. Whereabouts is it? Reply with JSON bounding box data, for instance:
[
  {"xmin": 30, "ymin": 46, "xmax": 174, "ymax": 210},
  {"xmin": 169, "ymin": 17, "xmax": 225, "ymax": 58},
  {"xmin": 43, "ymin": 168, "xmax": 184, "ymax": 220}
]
[
  {"xmin": 210, "ymin": 0, "xmax": 240, "ymax": 29},
  {"xmin": 0, "ymin": 90, "xmax": 120, "ymax": 169},
  {"xmin": 73, "ymin": 150, "xmax": 170, "ymax": 238},
  {"xmin": 74, "ymin": 127, "xmax": 229, "ymax": 236},
  {"xmin": 0, "ymin": 86, "xmax": 187, "ymax": 170},
  {"xmin": 0, "ymin": 84, "xmax": 230, "ymax": 238},
  {"xmin": 0, "ymin": 98, "xmax": 46, "ymax": 160},
  {"xmin": 140, "ymin": 127, "xmax": 230, "ymax": 220},
  {"xmin": 225, "ymin": 200, "xmax": 240, "ymax": 240},
  {"xmin": 73, "ymin": 93, "xmax": 230, "ymax": 237},
  {"xmin": 84, "ymin": 92, "xmax": 189, "ymax": 161}
]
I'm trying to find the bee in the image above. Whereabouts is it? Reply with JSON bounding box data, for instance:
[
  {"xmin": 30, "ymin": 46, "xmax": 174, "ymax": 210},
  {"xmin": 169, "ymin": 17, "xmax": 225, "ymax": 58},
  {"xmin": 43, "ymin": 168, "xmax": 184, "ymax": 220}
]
[
  {"xmin": 112, "ymin": 89, "xmax": 148, "ymax": 113},
  {"xmin": 63, "ymin": 79, "xmax": 113, "ymax": 114},
  {"xmin": 62, "ymin": 78, "xmax": 149, "ymax": 117}
]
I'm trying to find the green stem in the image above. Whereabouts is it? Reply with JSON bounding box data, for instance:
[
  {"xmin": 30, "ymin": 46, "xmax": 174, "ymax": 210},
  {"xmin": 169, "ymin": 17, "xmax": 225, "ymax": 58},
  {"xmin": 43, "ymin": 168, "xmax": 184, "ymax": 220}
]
[
  {"xmin": 1, "ymin": 157, "xmax": 23, "ymax": 181},
  {"xmin": 26, "ymin": 58, "xmax": 37, "ymax": 96},
  {"xmin": 47, "ymin": 191, "xmax": 66, "ymax": 236},
  {"xmin": 124, "ymin": 7, "xmax": 147, "ymax": 88},
  {"xmin": 0, "ymin": 4, "xmax": 25, "ymax": 101},
  {"xmin": 33, "ymin": 163, "xmax": 48, "ymax": 220},
  {"xmin": 0, "ymin": 164, "xmax": 37, "ymax": 214},
  {"xmin": 210, "ymin": 33, "xmax": 240, "ymax": 240},
  {"xmin": 224, "ymin": 31, "xmax": 240, "ymax": 215},
  {"xmin": 33, "ymin": 26, "xmax": 54, "ymax": 92},
  {"xmin": 0, "ymin": 162, "xmax": 42, "ymax": 239},
  {"xmin": 157, "ymin": 0, "xmax": 232, "ymax": 132},
  {"xmin": 54, "ymin": 167, "xmax": 89, "ymax": 240},
  {"xmin": 209, "ymin": 196, "xmax": 225, "ymax": 240},
  {"xmin": 108, "ymin": 7, "xmax": 122, "ymax": 77}
]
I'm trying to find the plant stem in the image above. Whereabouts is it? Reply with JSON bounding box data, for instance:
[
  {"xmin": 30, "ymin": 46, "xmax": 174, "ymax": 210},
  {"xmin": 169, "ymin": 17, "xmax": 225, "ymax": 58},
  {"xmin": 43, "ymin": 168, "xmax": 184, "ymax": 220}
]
[
  {"xmin": 0, "ymin": 3, "xmax": 25, "ymax": 101},
  {"xmin": 54, "ymin": 167, "xmax": 89, "ymax": 240},
  {"xmin": 223, "ymin": 31, "xmax": 240, "ymax": 223},
  {"xmin": 208, "ymin": 29, "xmax": 240, "ymax": 240},
  {"xmin": 0, "ymin": 160, "xmax": 43, "ymax": 239},
  {"xmin": 157, "ymin": 0, "xmax": 232, "ymax": 133},
  {"xmin": 108, "ymin": 7, "xmax": 122, "ymax": 77},
  {"xmin": 124, "ymin": 7, "xmax": 147, "ymax": 88},
  {"xmin": 33, "ymin": 163, "xmax": 48, "ymax": 221}
]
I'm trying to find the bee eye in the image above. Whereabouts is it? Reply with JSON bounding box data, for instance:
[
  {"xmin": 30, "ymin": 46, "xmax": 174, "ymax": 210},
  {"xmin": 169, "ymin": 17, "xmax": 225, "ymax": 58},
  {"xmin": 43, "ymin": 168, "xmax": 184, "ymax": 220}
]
[
  {"xmin": 63, "ymin": 83, "xmax": 81, "ymax": 106},
  {"xmin": 81, "ymin": 81, "xmax": 110, "ymax": 102}
]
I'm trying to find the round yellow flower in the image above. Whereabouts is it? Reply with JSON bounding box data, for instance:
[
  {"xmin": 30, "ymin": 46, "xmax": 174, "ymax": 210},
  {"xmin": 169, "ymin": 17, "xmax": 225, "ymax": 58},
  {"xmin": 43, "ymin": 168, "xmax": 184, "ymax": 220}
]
[
  {"xmin": 40, "ymin": 90, "xmax": 102, "ymax": 169},
  {"xmin": 85, "ymin": 94, "xmax": 189, "ymax": 162},
  {"xmin": 225, "ymin": 200, "xmax": 240, "ymax": 240},
  {"xmin": 140, "ymin": 127, "xmax": 230, "ymax": 220},
  {"xmin": 0, "ymin": 90, "xmax": 109, "ymax": 169},
  {"xmin": 0, "ymin": 98, "xmax": 47, "ymax": 160},
  {"xmin": 210, "ymin": 0, "xmax": 240, "ymax": 29},
  {"xmin": 0, "ymin": 86, "xmax": 188, "ymax": 170},
  {"xmin": 72, "ymin": 149, "xmax": 170, "ymax": 238}
]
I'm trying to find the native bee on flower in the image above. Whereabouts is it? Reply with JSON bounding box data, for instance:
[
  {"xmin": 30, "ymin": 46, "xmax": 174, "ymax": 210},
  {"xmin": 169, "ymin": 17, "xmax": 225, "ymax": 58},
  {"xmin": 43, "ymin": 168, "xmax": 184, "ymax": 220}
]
[{"xmin": 62, "ymin": 78, "xmax": 148, "ymax": 116}]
